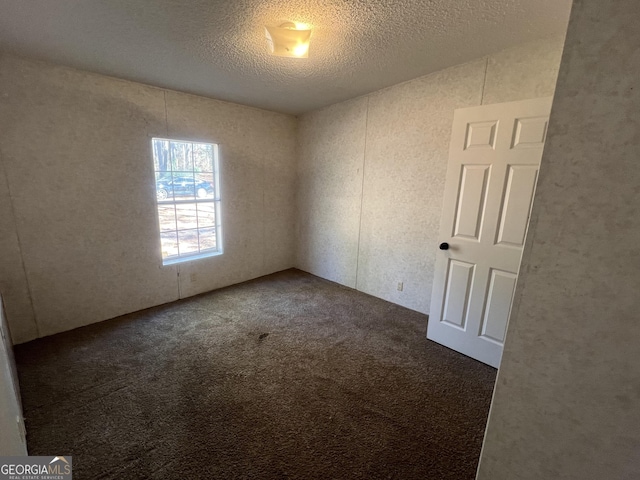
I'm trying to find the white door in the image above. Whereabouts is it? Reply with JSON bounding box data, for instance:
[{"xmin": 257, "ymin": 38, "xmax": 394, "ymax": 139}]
[{"xmin": 427, "ymin": 97, "xmax": 552, "ymax": 368}]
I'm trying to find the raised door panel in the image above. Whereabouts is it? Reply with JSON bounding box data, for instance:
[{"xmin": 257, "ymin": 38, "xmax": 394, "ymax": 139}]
[
  {"xmin": 496, "ymin": 165, "xmax": 538, "ymax": 247},
  {"xmin": 453, "ymin": 165, "xmax": 490, "ymax": 240},
  {"xmin": 441, "ymin": 260, "xmax": 475, "ymax": 329},
  {"xmin": 465, "ymin": 121, "xmax": 499, "ymax": 150},
  {"xmin": 479, "ymin": 269, "xmax": 517, "ymax": 344},
  {"xmin": 511, "ymin": 116, "xmax": 548, "ymax": 149}
]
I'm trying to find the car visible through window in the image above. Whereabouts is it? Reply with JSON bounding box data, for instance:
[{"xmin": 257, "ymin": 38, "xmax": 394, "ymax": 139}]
[{"xmin": 155, "ymin": 174, "xmax": 214, "ymax": 200}]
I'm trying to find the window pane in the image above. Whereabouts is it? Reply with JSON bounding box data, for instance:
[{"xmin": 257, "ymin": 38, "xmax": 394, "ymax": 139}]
[
  {"xmin": 171, "ymin": 171, "xmax": 196, "ymax": 200},
  {"xmin": 157, "ymin": 205, "xmax": 176, "ymax": 231},
  {"xmin": 176, "ymin": 203, "xmax": 198, "ymax": 230},
  {"xmin": 197, "ymin": 172, "xmax": 215, "ymax": 198},
  {"xmin": 155, "ymin": 172, "xmax": 174, "ymax": 201},
  {"xmin": 171, "ymin": 142, "xmax": 193, "ymax": 172},
  {"xmin": 178, "ymin": 229, "xmax": 199, "ymax": 255},
  {"xmin": 198, "ymin": 227, "xmax": 217, "ymax": 251},
  {"xmin": 193, "ymin": 143, "xmax": 212, "ymax": 172},
  {"xmin": 161, "ymin": 232, "xmax": 179, "ymax": 258},
  {"xmin": 197, "ymin": 203, "xmax": 216, "ymax": 227},
  {"xmin": 152, "ymin": 139, "xmax": 171, "ymax": 173}
]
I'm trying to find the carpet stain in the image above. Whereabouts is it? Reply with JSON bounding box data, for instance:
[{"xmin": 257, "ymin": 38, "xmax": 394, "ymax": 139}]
[{"xmin": 14, "ymin": 269, "xmax": 496, "ymax": 480}]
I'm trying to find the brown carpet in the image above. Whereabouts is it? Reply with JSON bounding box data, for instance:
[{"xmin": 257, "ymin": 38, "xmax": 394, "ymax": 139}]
[{"xmin": 15, "ymin": 269, "xmax": 496, "ymax": 479}]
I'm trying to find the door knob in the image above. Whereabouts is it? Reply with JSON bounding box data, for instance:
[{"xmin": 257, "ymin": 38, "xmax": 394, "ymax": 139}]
[{"xmin": 439, "ymin": 242, "xmax": 449, "ymax": 250}]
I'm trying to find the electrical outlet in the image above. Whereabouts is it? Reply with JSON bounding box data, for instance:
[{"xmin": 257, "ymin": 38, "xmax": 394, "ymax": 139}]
[
  {"xmin": 190, "ymin": 273, "xmax": 198, "ymax": 283},
  {"xmin": 397, "ymin": 282, "xmax": 403, "ymax": 292}
]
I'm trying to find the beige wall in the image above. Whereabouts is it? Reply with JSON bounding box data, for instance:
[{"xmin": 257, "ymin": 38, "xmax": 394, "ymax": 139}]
[
  {"xmin": 477, "ymin": 0, "xmax": 640, "ymax": 478},
  {"xmin": 0, "ymin": 37, "xmax": 565, "ymax": 343},
  {"xmin": 0, "ymin": 158, "xmax": 35, "ymax": 343},
  {"xmin": 0, "ymin": 54, "xmax": 297, "ymax": 344},
  {"xmin": 296, "ymin": 37, "xmax": 565, "ymax": 314}
]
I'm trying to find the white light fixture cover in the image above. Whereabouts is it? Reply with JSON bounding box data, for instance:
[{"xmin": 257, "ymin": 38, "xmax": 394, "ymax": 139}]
[{"xmin": 265, "ymin": 22, "xmax": 312, "ymax": 58}]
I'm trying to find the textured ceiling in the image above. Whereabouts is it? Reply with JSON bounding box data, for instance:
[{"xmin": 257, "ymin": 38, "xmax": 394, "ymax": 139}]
[{"xmin": 0, "ymin": 0, "xmax": 572, "ymax": 114}]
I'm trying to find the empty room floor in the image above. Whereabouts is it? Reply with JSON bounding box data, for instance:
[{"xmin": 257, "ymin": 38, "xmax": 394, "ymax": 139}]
[{"xmin": 15, "ymin": 269, "xmax": 496, "ymax": 479}]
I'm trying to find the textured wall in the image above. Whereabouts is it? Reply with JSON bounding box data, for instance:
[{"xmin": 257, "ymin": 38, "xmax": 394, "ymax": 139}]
[
  {"xmin": 482, "ymin": 35, "xmax": 565, "ymax": 105},
  {"xmin": 0, "ymin": 37, "xmax": 563, "ymax": 343},
  {"xmin": 296, "ymin": 97, "xmax": 368, "ymax": 287},
  {"xmin": 357, "ymin": 60, "xmax": 484, "ymax": 312},
  {"xmin": 477, "ymin": 1, "xmax": 640, "ymax": 478},
  {"xmin": 0, "ymin": 162, "xmax": 36, "ymax": 342},
  {"xmin": 296, "ymin": 37, "xmax": 565, "ymax": 314},
  {"xmin": 0, "ymin": 54, "xmax": 296, "ymax": 343},
  {"xmin": 164, "ymin": 91, "xmax": 297, "ymax": 298}
]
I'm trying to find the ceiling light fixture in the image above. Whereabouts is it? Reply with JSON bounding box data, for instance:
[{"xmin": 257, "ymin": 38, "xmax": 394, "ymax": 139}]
[{"xmin": 265, "ymin": 22, "xmax": 312, "ymax": 58}]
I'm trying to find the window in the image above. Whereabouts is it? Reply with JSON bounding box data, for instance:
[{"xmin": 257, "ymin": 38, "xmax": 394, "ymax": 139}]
[{"xmin": 151, "ymin": 138, "xmax": 222, "ymax": 265}]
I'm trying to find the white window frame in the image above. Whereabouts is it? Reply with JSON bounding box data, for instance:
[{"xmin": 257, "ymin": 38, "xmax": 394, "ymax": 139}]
[{"xmin": 151, "ymin": 137, "xmax": 223, "ymax": 265}]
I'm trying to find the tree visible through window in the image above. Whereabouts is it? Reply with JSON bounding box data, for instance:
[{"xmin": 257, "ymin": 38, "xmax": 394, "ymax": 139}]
[{"xmin": 152, "ymin": 138, "xmax": 222, "ymax": 264}]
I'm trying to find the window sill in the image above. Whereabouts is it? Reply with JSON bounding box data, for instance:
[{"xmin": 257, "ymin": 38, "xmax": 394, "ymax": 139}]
[{"xmin": 162, "ymin": 250, "xmax": 223, "ymax": 266}]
